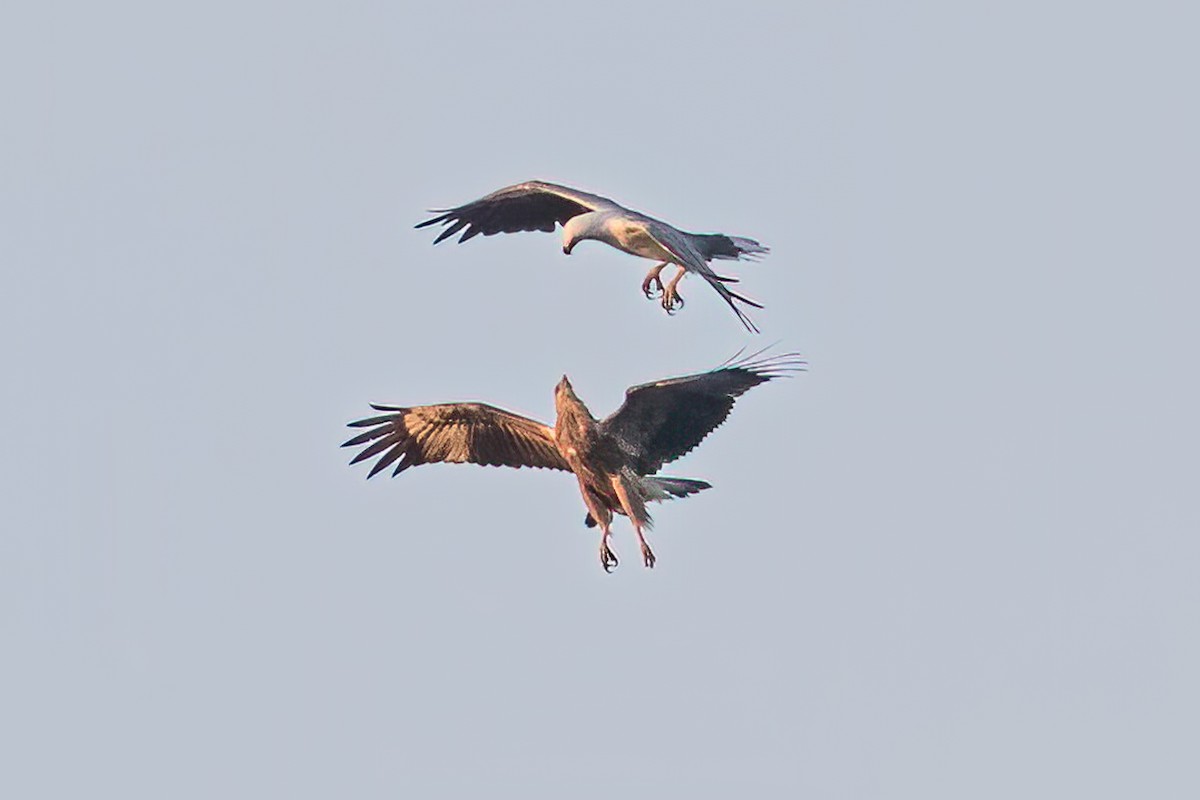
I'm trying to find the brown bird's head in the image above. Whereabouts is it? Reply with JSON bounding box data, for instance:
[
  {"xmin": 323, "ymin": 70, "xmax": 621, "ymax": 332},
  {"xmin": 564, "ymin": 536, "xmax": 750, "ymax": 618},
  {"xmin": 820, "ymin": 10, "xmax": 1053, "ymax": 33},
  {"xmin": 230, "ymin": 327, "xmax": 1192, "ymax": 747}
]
[
  {"xmin": 554, "ymin": 374, "xmax": 595, "ymax": 430},
  {"xmin": 555, "ymin": 374, "xmax": 583, "ymax": 414},
  {"xmin": 555, "ymin": 374, "xmax": 574, "ymax": 397}
]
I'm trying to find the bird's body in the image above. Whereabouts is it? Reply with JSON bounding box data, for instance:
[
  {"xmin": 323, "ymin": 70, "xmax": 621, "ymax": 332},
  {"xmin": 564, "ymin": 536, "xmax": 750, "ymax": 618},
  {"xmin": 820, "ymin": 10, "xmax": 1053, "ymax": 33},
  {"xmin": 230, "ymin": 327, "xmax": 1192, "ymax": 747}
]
[
  {"xmin": 343, "ymin": 352, "xmax": 803, "ymax": 570},
  {"xmin": 416, "ymin": 181, "xmax": 770, "ymax": 332},
  {"xmin": 578, "ymin": 212, "xmax": 678, "ymax": 264}
]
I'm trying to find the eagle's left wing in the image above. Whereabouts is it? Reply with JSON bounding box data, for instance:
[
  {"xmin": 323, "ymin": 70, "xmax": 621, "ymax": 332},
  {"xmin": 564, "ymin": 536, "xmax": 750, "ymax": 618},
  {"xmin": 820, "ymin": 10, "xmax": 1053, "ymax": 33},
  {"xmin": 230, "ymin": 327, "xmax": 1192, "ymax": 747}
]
[{"xmin": 600, "ymin": 352, "xmax": 805, "ymax": 475}]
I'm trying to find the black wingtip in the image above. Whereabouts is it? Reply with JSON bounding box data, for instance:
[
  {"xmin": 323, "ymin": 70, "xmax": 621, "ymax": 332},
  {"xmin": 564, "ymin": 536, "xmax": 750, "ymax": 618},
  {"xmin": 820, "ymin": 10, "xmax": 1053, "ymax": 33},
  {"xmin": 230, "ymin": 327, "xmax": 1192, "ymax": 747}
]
[
  {"xmin": 717, "ymin": 344, "xmax": 807, "ymax": 377},
  {"xmin": 430, "ymin": 216, "xmax": 470, "ymax": 244},
  {"xmin": 414, "ymin": 211, "xmax": 451, "ymax": 230},
  {"xmin": 741, "ymin": 352, "xmax": 808, "ymax": 378}
]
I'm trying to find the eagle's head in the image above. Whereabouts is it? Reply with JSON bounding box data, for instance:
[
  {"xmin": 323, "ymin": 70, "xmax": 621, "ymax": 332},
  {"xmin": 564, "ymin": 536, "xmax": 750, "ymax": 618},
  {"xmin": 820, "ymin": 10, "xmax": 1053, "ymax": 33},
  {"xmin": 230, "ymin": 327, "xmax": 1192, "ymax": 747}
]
[
  {"xmin": 555, "ymin": 374, "xmax": 581, "ymax": 411},
  {"xmin": 554, "ymin": 374, "xmax": 594, "ymax": 428},
  {"xmin": 561, "ymin": 213, "xmax": 594, "ymax": 255}
]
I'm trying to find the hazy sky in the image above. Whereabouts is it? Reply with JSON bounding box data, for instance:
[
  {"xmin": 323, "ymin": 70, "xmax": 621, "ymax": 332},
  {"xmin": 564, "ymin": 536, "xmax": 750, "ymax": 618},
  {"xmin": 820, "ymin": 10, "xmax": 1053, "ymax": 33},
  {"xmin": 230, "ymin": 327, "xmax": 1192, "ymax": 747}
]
[{"xmin": 3, "ymin": 2, "xmax": 1198, "ymax": 797}]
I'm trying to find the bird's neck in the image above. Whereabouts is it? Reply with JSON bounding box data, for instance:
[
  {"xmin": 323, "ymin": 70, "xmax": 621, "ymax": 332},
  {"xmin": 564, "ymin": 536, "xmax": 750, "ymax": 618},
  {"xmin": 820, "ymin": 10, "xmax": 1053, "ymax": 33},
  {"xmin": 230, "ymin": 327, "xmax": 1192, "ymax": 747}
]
[{"xmin": 554, "ymin": 399, "xmax": 597, "ymax": 448}]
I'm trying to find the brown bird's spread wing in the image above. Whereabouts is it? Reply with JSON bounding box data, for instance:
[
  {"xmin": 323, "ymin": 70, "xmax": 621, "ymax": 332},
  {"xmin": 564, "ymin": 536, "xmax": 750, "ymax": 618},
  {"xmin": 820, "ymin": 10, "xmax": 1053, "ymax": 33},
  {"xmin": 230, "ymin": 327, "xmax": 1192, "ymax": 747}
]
[
  {"xmin": 343, "ymin": 402, "xmax": 570, "ymax": 478},
  {"xmin": 415, "ymin": 181, "xmax": 614, "ymax": 244},
  {"xmin": 600, "ymin": 351, "xmax": 805, "ymax": 475},
  {"xmin": 641, "ymin": 222, "xmax": 764, "ymax": 333}
]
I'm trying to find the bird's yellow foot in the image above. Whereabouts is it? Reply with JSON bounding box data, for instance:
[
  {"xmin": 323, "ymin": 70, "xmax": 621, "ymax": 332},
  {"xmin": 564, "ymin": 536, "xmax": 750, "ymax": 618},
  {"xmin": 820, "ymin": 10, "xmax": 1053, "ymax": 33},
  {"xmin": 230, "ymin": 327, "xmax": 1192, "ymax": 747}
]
[
  {"xmin": 661, "ymin": 287, "xmax": 685, "ymax": 313},
  {"xmin": 642, "ymin": 262, "xmax": 669, "ymax": 299}
]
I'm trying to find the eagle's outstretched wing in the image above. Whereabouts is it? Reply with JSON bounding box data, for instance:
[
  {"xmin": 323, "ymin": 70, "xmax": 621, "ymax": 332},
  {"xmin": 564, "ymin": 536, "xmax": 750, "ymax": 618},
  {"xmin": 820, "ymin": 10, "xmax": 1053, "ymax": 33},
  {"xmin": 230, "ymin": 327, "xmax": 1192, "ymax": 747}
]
[
  {"xmin": 416, "ymin": 181, "xmax": 616, "ymax": 244},
  {"xmin": 343, "ymin": 402, "xmax": 570, "ymax": 478},
  {"xmin": 600, "ymin": 351, "xmax": 806, "ymax": 475}
]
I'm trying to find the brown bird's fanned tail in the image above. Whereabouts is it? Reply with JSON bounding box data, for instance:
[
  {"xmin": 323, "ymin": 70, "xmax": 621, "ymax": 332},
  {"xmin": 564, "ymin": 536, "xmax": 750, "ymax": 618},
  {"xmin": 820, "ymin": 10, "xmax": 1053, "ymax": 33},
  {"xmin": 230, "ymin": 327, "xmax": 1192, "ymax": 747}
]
[{"xmin": 583, "ymin": 476, "xmax": 713, "ymax": 528}]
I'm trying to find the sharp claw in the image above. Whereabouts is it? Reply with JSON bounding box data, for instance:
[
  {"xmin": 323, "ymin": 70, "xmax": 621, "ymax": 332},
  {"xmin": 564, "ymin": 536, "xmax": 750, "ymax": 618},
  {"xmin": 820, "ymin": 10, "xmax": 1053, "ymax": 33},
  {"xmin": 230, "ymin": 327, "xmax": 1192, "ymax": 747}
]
[
  {"xmin": 642, "ymin": 275, "xmax": 663, "ymax": 299},
  {"xmin": 661, "ymin": 290, "xmax": 685, "ymax": 314},
  {"xmin": 642, "ymin": 546, "xmax": 656, "ymax": 569},
  {"xmin": 600, "ymin": 543, "xmax": 619, "ymax": 573}
]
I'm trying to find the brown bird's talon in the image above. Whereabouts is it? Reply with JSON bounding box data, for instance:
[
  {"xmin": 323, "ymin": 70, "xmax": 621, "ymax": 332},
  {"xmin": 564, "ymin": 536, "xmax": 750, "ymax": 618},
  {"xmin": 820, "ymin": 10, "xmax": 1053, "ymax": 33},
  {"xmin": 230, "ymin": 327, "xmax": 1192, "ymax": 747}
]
[
  {"xmin": 600, "ymin": 544, "xmax": 619, "ymax": 573},
  {"xmin": 642, "ymin": 275, "xmax": 664, "ymax": 299},
  {"xmin": 641, "ymin": 544, "xmax": 656, "ymax": 569}
]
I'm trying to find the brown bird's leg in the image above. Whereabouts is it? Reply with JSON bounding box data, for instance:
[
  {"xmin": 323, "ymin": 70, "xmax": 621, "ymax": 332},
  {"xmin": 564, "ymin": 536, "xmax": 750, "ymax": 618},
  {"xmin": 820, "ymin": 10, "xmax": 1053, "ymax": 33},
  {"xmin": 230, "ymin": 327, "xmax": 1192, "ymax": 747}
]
[
  {"xmin": 598, "ymin": 522, "xmax": 618, "ymax": 573},
  {"xmin": 661, "ymin": 266, "xmax": 688, "ymax": 314},
  {"xmin": 579, "ymin": 482, "xmax": 618, "ymax": 572},
  {"xmin": 611, "ymin": 475, "xmax": 656, "ymax": 569},
  {"xmin": 641, "ymin": 261, "xmax": 670, "ymax": 299}
]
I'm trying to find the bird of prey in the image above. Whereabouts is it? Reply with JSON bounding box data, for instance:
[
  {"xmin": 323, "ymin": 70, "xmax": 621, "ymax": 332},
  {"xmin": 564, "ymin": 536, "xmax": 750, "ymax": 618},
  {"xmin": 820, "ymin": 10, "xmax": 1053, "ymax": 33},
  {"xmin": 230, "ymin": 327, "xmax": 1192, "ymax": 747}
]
[
  {"xmin": 416, "ymin": 180, "xmax": 770, "ymax": 332},
  {"xmin": 342, "ymin": 351, "xmax": 804, "ymax": 571}
]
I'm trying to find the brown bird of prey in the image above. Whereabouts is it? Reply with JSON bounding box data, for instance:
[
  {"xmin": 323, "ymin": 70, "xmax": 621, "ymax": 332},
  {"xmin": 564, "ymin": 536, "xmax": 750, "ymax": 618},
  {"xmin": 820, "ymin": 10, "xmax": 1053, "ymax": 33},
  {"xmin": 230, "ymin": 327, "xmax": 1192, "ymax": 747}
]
[
  {"xmin": 343, "ymin": 352, "xmax": 803, "ymax": 571},
  {"xmin": 416, "ymin": 180, "xmax": 769, "ymax": 332}
]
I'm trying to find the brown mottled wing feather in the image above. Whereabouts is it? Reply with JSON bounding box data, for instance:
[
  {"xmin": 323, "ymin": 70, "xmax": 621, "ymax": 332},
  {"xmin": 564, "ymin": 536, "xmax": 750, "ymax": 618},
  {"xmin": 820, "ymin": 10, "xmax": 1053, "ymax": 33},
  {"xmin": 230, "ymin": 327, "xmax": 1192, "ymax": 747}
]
[
  {"xmin": 415, "ymin": 181, "xmax": 611, "ymax": 244},
  {"xmin": 600, "ymin": 352, "xmax": 806, "ymax": 475},
  {"xmin": 343, "ymin": 402, "xmax": 570, "ymax": 478}
]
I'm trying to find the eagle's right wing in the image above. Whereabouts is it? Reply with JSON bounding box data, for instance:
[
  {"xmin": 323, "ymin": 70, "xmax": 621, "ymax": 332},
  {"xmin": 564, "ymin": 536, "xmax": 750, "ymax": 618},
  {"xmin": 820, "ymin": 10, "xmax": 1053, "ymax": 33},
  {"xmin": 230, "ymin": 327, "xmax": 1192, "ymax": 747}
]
[{"xmin": 343, "ymin": 402, "xmax": 570, "ymax": 478}]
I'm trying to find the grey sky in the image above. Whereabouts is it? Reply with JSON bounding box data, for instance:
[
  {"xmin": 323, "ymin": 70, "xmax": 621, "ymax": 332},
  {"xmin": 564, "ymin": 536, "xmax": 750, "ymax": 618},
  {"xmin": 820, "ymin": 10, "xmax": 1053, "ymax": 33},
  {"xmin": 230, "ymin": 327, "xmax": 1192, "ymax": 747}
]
[{"xmin": 3, "ymin": 1, "xmax": 1198, "ymax": 797}]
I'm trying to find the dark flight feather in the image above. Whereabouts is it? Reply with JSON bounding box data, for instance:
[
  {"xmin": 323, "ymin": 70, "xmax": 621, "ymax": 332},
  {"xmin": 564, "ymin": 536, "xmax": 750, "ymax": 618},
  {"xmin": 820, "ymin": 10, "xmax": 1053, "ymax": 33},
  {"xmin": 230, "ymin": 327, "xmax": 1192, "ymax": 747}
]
[
  {"xmin": 600, "ymin": 351, "xmax": 806, "ymax": 475},
  {"xmin": 416, "ymin": 183, "xmax": 594, "ymax": 244}
]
